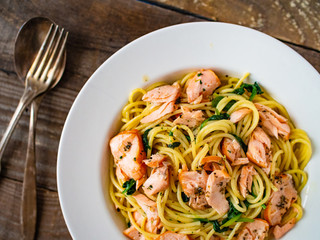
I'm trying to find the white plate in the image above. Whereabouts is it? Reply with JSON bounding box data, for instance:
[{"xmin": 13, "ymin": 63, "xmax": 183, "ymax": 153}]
[{"xmin": 57, "ymin": 22, "xmax": 320, "ymax": 240}]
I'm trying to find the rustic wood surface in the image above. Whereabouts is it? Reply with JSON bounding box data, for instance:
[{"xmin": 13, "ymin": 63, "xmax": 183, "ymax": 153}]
[{"xmin": 0, "ymin": 0, "xmax": 319, "ymax": 239}]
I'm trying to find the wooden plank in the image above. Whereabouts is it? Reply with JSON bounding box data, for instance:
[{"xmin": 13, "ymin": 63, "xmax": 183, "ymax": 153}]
[
  {"xmin": 0, "ymin": 177, "xmax": 71, "ymax": 239},
  {"xmin": 0, "ymin": 0, "xmax": 199, "ymax": 192},
  {"xmin": 0, "ymin": 0, "xmax": 319, "ymax": 239},
  {"xmin": 149, "ymin": 0, "xmax": 320, "ymax": 51}
]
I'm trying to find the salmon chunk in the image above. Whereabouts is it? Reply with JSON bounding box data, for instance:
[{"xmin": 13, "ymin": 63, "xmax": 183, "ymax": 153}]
[
  {"xmin": 199, "ymin": 156, "xmax": 225, "ymax": 172},
  {"xmin": 116, "ymin": 165, "xmax": 130, "ymax": 182},
  {"xmin": 132, "ymin": 211, "xmax": 161, "ymax": 234},
  {"xmin": 142, "ymin": 83, "xmax": 180, "ymax": 103},
  {"xmin": 143, "ymin": 153, "xmax": 167, "ymax": 168},
  {"xmin": 140, "ymin": 101, "xmax": 177, "ymax": 123},
  {"xmin": 123, "ymin": 226, "xmax": 145, "ymax": 240},
  {"xmin": 110, "ymin": 129, "xmax": 146, "ymax": 181},
  {"xmin": 236, "ymin": 219, "xmax": 269, "ymax": 240},
  {"xmin": 156, "ymin": 231, "xmax": 191, "ymax": 240},
  {"xmin": 133, "ymin": 194, "xmax": 160, "ymax": 226},
  {"xmin": 142, "ymin": 164, "xmax": 170, "ymax": 195},
  {"xmin": 232, "ymin": 158, "xmax": 249, "ymax": 166},
  {"xmin": 173, "ymin": 106, "xmax": 205, "ymax": 128},
  {"xmin": 239, "ymin": 165, "xmax": 257, "ymax": 198},
  {"xmin": 179, "ymin": 170, "xmax": 208, "ymax": 209},
  {"xmin": 221, "ymin": 138, "xmax": 242, "ymax": 163},
  {"xmin": 264, "ymin": 174, "xmax": 297, "ymax": 226},
  {"xmin": 255, "ymin": 103, "xmax": 290, "ymax": 140},
  {"xmin": 246, "ymin": 127, "xmax": 272, "ymax": 173},
  {"xmin": 205, "ymin": 169, "xmax": 231, "ymax": 215},
  {"xmin": 186, "ymin": 69, "xmax": 221, "ymax": 104},
  {"xmin": 273, "ymin": 218, "xmax": 296, "ymax": 239},
  {"xmin": 230, "ymin": 108, "xmax": 252, "ymax": 123}
]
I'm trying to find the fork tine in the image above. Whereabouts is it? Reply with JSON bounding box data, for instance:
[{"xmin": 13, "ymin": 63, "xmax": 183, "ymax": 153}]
[
  {"xmin": 33, "ymin": 25, "xmax": 59, "ymax": 80},
  {"xmin": 26, "ymin": 24, "xmax": 54, "ymax": 80},
  {"xmin": 42, "ymin": 30, "xmax": 68, "ymax": 84}
]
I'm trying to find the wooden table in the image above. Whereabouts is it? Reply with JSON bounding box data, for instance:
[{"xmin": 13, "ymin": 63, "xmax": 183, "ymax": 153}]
[{"xmin": 0, "ymin": 0, "xmax": 319, "ymax": 239}]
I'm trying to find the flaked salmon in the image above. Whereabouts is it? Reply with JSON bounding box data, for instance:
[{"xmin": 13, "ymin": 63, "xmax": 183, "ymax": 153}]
[
  {"xmin": 143, "ymin": 153, "xmax": 166, "ymax": 168},
  {"xmin": 246, "ymin": 127, "xmax": 272, "ymax": 173},
  {"xmin": 205, "ymin": 169, "xmax": 231, "ymax": 215},
  {"xmin": 239, "ymin": 165, "xmax": 257, "ymax": 198},
  {"xmin": 173, "ymin": 106, "xmax": 205, "ymax": 128},
  {"xmin": 116, "ymin": 165, "xmax": 130, "ymax": 182},
  {"xmin": 221, "ymin": 138, "xmax": 242, "ymax": 163},
  {"xmin": 230, "ymin": 108, "xmax": 252, "ymax": 123},
  {"xmin": 179, "ymin": 170, "xmax": 208, "ymax": 209},
  {"xmin": 232, "ymin": 157, "xmax": 249, "ymax": 166},
  {"xmin": 236, "ymin": 218, "xmax": 269, "ymax": 240},
  {"xmin": 186, "ymin": 69, "xmax": 221, "ymax": 104},
  {"xmin": 156, "ymin": 231, "xmax": 191, "ymax": 240},
  {"xmin": 264, "ymin": 174, "xmax": 297, "ymax": 226},
  {"xmin": 110, "ymin": 129, "xmax": 146, "ymax": 181},
  {"xmin": 273, "ymin": 218, "xmax": 295, "ymax": 239},
  {"xmin": 199, "ymin": 156, "xmax": 225, "ymax": 172},
  {"xmin": 133, "ymin": 194, "xmax": 160, "ymax": 226},
  {"xmin": 132, "ymin": 211, "xmax": 161, "ymax": 234},
  {"xmin": 142, "ymin": 83, "xmax": 180, "ymax": 103},
  {"xmin": 123, "ymin": 226, "xmax": 145, "ymax": 240},
  {"xmin": 142, "ymin": 164, "xmax": 170, "ymax": 195},
  {"xmin": 255, "ymin": 103, "xmax": 290, "ymax": 140},
  {"xmin": 141, "ymin": 101, "xmax": 176, "ymax": 123}
]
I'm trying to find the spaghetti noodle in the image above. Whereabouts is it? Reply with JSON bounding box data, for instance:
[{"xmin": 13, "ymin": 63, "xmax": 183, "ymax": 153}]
[{"xmin": 108, "ymin": 69, "xmax": 312, "ymax": 240}]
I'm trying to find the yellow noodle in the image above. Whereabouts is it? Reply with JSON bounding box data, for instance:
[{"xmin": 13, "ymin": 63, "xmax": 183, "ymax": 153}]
[{"xmin": 108, "ymin": 70, "xmax": 312, "ymax": 240}]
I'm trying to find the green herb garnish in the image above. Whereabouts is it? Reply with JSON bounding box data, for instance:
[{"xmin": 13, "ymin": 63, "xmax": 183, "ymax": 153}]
[
  {"xmin": 142, "ymin": 128, "xmax": 152, "ymax": 151},
  {"xmin": 168, "ymin": 142, "xmax": 181, "ymax": 148},
  {"xmin": 220, "ymin": 213, "xmax": 242, "ymax": 228},
  {"xmin": 211, "ymin": 96, "xmax": 224, "ymax": 108},
  {"xmin": 122, "ymin": 179, "xmax": 136, "ymax": 195},
  {"xmin": 169, "ymin": 131, "xmax": 173, "ymax": 136},
  {"xmin": 231, "ymin": 134, "xmax": 248, "ymax": 152},
  {"xmin": 233, "ymin": 82, "xmax": 263, "ymax": 101},
  {"xmin": 223, "ymin": 100, "xmax": 237, "ymax": 111},
  {"xmin": 200, "ymin": 113, "xmax": 230, "ymax": 129},
  {"xmin": 184, "ymin": 135, "xmax": 191, "ymax": 141},
  {"xmin": 181, "ymin": 192, "xmax": 189, "ymax": 202}
]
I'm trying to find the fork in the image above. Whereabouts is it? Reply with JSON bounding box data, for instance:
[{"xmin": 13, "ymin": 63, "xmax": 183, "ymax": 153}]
[{"xmin": 0, "ymin": 24, "xmax": 67, "ymax": 170}]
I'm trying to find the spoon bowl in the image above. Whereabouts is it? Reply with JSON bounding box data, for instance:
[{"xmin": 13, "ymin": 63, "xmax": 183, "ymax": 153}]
[{"xmin": 14, "ymin": 17, "xmax": 66, "ymax": 87}]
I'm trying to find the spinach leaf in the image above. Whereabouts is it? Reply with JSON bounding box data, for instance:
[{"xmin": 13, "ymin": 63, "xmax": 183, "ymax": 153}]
[
  {"xmin": 223, "ymin": 100, "xmax": 237, "ymax": 111},
  {"xmin": 122, "ymin": 179, "xmax": 136, "ymax": 195},
  {"xmin": 231, "ymin": 134, "xmax": 248, "ymax": 152},
  {"xmin": 168, "ymin": 142, "xmax": 181, "ymax": 149},
  {"xmin": 212, "ymin": 220, "xmax": 229, "ymax": 233},
  {"xmin": 181, "ymin": 192, "xmax": 190, "ymax": 202},
  {"xmin": 200, "ymin": 113, "xmax": 230, "ymax": 129},
  {"xmin": 184, "ymin": 134, "xmax": 191, "ymax": 141},
  {"xmin": 142, "ymin": 128, "xmax": 152, "ymax": 151},
  {"xmin": 212, "ymin": 96, "xmax": 224, "ymax": 108},
  {"xmin": 193, "ymin": 218, "xmax": 228, "ymax": 233},
  {"xmin": 233, "ymin": 82, "xmax": 263, "ymax": 101},
  {"xmin": 220, "ymin": 213, "xmax": 242, "ymax": 228}
]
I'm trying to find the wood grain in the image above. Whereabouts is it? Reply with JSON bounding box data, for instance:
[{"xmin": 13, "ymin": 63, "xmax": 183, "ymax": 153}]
[
  {"xmin": 0, "ymin": 0, "xmax": 199, "ymax": 239},
  {"xmin": 0, "ymin": 0, "xmax": 319, "ymax": 239},
  {"xmin": 0, "ymin": 177, "xmax": 70, "ymax": 239},
  {"xmin": 149, "ymin": 0, "xmax": 320, "ymax": 51}
]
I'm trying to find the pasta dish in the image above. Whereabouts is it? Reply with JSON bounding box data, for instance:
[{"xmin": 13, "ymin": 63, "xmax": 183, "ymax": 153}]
[{"xmin": 108, "ymin": 69, "xmax": 311, "ymax": 240}]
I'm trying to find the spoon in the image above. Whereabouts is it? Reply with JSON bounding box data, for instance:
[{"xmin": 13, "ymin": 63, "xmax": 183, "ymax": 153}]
[{"xmin": 14, "ymin": 17, "xmax": 67, "ymax": 239}]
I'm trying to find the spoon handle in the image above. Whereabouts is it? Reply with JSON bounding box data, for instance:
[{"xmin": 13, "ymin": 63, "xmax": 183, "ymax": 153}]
[
  {"xmin": 20, "ymin": 96, "xmax": 42, "ymax": 240},
  {"xmin": 0, "ymin": 89, "xmax": 37, "ymax": 168}
]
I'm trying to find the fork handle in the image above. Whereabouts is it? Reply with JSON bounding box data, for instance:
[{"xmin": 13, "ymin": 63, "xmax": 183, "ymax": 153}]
[
  {"xmin": 0, "ymin": 89, "xmax": 37, "ymax": 168},
  {"xmin": 21, "ymin": 97, "xmax": 42, "ymax": 240}
]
